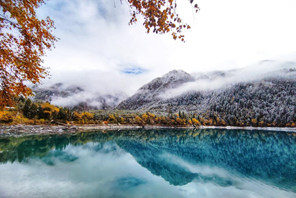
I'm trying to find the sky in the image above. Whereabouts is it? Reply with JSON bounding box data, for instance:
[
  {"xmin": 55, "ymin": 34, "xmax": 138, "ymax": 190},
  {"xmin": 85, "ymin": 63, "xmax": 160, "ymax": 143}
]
[{"xmin": 38, "ymin": 0, "xmax": 296, "ymax": 96}]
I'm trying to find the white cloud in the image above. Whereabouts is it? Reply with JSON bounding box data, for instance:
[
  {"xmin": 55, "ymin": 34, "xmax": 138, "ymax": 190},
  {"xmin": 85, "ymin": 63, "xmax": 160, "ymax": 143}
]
[
  {"xmin": 37, "ymin": 0, "xmax": 296, "ymax": 96},
  {"xmin": 161, "ymin": 60, "xmax": 296, "ymax": 99}
]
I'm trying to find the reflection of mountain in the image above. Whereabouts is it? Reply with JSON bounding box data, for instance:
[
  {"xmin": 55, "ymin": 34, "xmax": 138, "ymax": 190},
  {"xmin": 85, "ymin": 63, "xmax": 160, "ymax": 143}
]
[
  {"xmin": 117, "ymin": 139, "xmax": 197, "ymax": 185},
  {"xmin": 1, "ymin": 129, "xmax": 296, "ymax": 191},
  {"xmin": 115, "ymin": 130, "xmax": 296, "ymax": 190}
]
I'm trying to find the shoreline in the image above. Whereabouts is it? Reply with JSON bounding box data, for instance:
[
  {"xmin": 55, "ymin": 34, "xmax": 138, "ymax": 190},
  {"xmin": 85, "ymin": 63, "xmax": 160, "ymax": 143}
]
[{"xmin": 0, "ymin": 124, "xmax": 296, "ymax": 136}]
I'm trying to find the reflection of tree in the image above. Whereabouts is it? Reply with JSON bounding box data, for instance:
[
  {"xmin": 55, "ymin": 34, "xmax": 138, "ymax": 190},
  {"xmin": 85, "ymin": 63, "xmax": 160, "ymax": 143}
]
[
  {"xmin": 0, "ymin": 133, "xmax": 108, "ymax": 163},
  {"xmin": 1, "ymin": 129, "xmax": 296, "ymax": 192}
]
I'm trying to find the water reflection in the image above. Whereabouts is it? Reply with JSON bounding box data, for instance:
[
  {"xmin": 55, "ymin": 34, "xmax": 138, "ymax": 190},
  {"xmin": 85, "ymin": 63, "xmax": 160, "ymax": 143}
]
[{"xmin": 0, "ymin": 129, "xmax": 296, "ymax": 198}]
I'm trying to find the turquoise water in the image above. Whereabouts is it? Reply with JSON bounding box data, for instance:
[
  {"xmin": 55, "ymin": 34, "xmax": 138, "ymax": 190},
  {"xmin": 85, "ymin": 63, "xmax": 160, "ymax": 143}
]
[{"xmin": 0, "ymin": 129, "xmax": 296, "ymax": 198}]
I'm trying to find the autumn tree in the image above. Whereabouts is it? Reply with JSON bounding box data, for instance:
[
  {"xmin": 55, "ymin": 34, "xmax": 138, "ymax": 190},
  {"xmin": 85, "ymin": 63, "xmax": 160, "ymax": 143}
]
[
  {"xmin": 128, "ymin": 0, "xmax": 199, "ymax": 41},
  {"xmin": 0, "ymin": 0, "xmax": 57, "ymax": 108},
  {"xmin": 81, "ymin": 112, "xmax": 94, "ymax": 121},
  {"xmin": 0, "ymin": 109, "xmax": 13, "ymax": 123},
  {"xmin": 39, "ymin": 102, "xmax": 59, "ymax": 120},
  {"xmin": 73, "ymin": 111, "xmax": 82, "ymax": 121},
  {"xmin": 191, "ymin": 118, "xmax": 201, "ymax": 126}
]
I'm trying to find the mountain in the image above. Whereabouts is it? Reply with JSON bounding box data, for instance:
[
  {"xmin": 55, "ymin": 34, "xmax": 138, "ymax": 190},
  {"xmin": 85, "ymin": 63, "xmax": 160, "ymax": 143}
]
[
  {"xmin": 33, "ymin": 83, "xmax": 83, "ymax": 102},
  {"xmin": 117, "ymin": 70, "xmax": 194, "ymax": 110},
  {"xmin": 32, "ymin": 83, "xmax": 126, "ymax": 110},
  {"xmin": 117, "ymin": 61, "xmax": 296, "ymax": 126}
]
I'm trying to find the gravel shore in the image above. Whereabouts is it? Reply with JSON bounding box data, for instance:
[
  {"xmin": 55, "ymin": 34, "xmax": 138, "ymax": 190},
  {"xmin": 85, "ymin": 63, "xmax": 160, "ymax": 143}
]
[
  {"xmin": 0, "ymin": 124, "xmax": 185, "ymax": 135},
  {"xmin": 0, "ymin": 124, "xmax": 295, "ymax": 136}
]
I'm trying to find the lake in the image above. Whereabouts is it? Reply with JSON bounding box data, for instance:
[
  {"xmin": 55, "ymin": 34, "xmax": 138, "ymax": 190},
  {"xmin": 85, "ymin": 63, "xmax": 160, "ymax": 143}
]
[{"xmin": 0, "ymin": 129, "xmax": 296, "ymax": 198}]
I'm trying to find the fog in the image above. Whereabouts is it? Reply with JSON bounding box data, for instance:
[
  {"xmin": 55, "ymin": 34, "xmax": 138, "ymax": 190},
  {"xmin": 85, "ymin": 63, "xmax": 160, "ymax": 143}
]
[
  {"xmin": 161, "ymin": 60, "xmax": 296, "ymax": 99},
  {"xmin": 36, "ymin": 69, "xmax": 153, "ymax": 108},
  {"xmin": 40, "ymin": 69, "xmax": 152, "ymax": 96},
  {"xmin": 34, "ymin": 59, "xmax": 296, "ymax": 108}
]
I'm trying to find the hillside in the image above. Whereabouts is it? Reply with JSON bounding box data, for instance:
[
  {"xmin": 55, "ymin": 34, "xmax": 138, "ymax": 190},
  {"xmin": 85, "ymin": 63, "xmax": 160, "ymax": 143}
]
[{"xmin": 117, "ymin": 70, "xmax": 194, "ymax": 110}]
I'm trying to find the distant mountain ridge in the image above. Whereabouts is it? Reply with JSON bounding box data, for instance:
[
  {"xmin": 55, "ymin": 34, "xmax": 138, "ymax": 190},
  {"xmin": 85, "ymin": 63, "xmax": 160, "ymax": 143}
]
[{"xmin": 32, "ymin": 61, "xmax": 296, "ymax": 126}]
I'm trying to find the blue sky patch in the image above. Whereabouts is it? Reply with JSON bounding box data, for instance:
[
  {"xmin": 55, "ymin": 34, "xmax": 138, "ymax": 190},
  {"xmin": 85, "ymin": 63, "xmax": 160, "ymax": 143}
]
[{"xmin": 121, "ymin": 67, "xmax": 147, "ymax": 75}]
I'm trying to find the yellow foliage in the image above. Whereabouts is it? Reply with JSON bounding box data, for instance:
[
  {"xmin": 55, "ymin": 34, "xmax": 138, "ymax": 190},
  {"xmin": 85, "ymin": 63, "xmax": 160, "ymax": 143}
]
[
  {"xmin": 0, "ymin": 110, "xmax": 14, "ymax": 123},
  {"xmin": 39, "ymin": 119, "xmax": 46, "ymax": 124},
  {"xmin": 155, "ymin": 117, "xmax": 159, "ymax": 123},
  {"xmin": 108, "ymin": 114, "xmax": 116, "ymax": 121},
  {"xmin": 13, "ymin": 113, "xmax": 30, "ymax": 124},
  {"xmin": 192, "ymin": 118, "xmax": 201, "ymax": 126},
  {"xmin": 147, "ymin": 112, "xmax": 155, "ymax": 118},
  {"xmin": 26, "ymin": 120, "xmax": 35, "ymax": 125},
  {"xmin": 134, "ymin": 116, "xmax": 143, "ymax": 124},
  {"xmin": 141, "ymin": 113, "xmax": 149, "ymax": 121},
  {"xmin": 206, "ymin": 119, "xmax": 213, "ymax": 126},
  {"xmin": 259, "ymin": 120, "xmax": 265, "ymax": 127},
  {"xmin": 73, "ymin": 112, "xmax": 82, "ymax": 121},
  {"xmin": 216, "ymin": 116, "xmax": 220, "ymax": 123},
  {"xmin": 251, "ymin": 118, "xmax": 257, "ymax": 125},
  {"xmin": 119, "ymin": 117, "xmax": 125, "ymax": 124},
  {"xmin": 128, "ymin": 0, "xmax": 198, "ymax": 42},
  {"xmin": 0, "ymin": 0, "xmax": 57, "ymax": 107},
  {"xmin": 82, "ymin": 112, "xmax": 94, "ymax": 120},
  {"xmin": 220, "ymin": 119, "xmax": 227, "ymax": 126},
  {"xmin": 176, "ymin": 117, "xmax": 183, "ymax": 125},
  {"xmin": 41, "ymin": 103, "xmax": 59, "ymax": 112}
]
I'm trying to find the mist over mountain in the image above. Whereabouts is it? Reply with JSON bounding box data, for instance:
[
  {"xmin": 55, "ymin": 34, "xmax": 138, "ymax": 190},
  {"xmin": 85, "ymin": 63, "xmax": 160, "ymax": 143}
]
[
  {"xmin": 31, "ymin": 60, "xmax": 296, "ymax": 126},
  {"xmin": 32, "ymin": 83, "xmax": 126, "ymax": 111},
  {"xmin": 117, "ymin": 60, "xmax": 296, "ymax": 126},
  {"xmin": 117, "ymin": 70, "xmax": 195, "ymax": 110}
]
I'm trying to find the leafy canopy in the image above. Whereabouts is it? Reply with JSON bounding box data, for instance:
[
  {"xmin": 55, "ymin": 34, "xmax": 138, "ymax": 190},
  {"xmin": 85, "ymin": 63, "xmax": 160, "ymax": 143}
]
[
  {"xmin": 128, "ymin": 0, "xmax": 199, "ymax": 41},
  {"xmin": 0, "ymin": 0, "xmax": 57, "ymax": 107}
]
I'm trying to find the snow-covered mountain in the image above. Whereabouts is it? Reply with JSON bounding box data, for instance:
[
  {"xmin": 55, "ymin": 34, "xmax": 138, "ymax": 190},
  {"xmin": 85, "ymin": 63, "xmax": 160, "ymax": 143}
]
[
  {"xmin": 117, "ymin": 70, "xmax": 194, "ymax": 110},
  {"xmin": 117, "ymin": 61, "xmax": 296, "ymax": 126}
]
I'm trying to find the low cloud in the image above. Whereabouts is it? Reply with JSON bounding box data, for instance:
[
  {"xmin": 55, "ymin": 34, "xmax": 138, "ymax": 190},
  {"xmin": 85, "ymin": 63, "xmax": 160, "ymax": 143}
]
[{"xmin": 161, "ymin": 60, "xmax": 296, "ymax": 99}]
